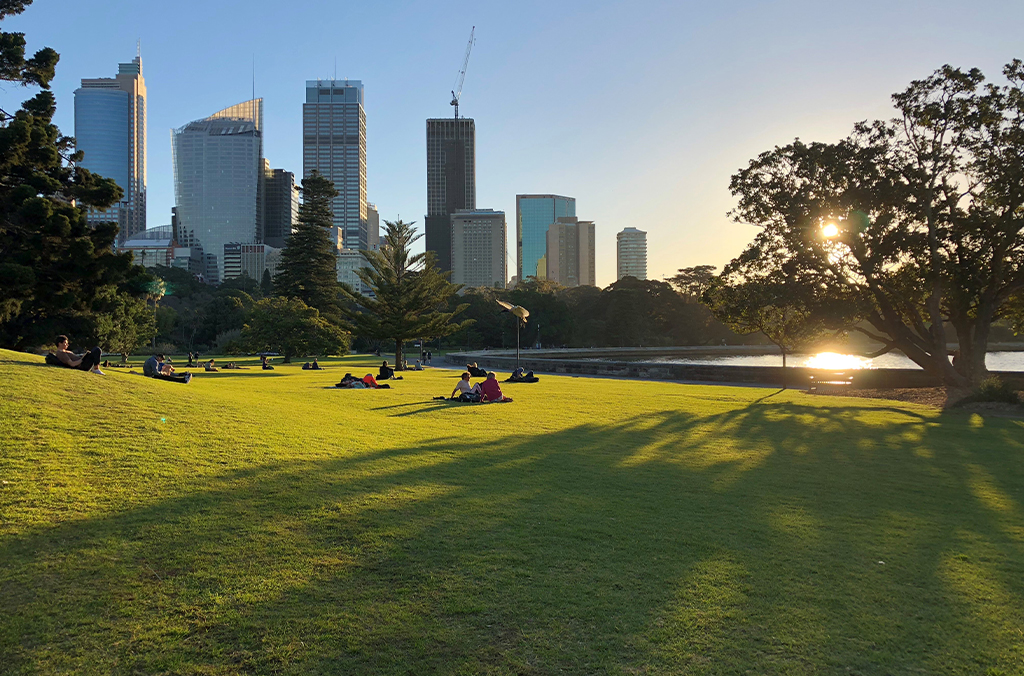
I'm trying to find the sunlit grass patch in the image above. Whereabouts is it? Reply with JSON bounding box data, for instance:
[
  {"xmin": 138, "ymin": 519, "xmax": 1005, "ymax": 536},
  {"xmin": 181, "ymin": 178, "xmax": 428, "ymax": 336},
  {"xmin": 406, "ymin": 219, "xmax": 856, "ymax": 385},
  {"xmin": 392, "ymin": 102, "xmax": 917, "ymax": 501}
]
[{"xmin": 1, "ymin": 348, "xmax": 1022, "ymax": 674}]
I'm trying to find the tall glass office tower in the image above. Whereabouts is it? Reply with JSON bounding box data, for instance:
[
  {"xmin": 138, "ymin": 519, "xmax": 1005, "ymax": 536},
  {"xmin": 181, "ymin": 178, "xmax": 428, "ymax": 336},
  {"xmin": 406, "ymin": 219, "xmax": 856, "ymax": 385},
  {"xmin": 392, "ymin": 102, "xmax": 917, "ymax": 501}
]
[
  {"xmin": 172, "ymin": 99, "xmax": 263, "ymax": 283},
  {"xmin": 74, "ymin": 54, "xmax": 146, "ymax": 244},
  {"xmin": 425, "ymin": 118, "xmax": 476, "ymax": 271},
  {"xmin": 516, "ymin": 194, "xmax": 575, "ymax": 281},
  {"xmin": 302, "ymin": 80, "xmax": 368, "ymax": 250}
]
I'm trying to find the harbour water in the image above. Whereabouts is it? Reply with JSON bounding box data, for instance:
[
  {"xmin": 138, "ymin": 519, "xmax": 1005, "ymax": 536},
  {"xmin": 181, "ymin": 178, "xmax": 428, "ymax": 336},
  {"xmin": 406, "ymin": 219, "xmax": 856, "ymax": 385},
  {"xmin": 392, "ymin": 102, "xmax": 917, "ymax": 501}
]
[{"xmin": 642, "ymin": 351, "xmax": 1024, "ymax": 372}]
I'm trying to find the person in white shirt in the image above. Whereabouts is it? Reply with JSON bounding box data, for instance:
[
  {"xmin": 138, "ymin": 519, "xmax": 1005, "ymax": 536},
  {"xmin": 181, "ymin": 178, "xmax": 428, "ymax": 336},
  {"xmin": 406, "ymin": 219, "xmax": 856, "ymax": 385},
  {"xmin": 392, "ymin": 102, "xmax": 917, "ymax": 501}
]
[{"xmin": 450, "ymin": 372, "xmax": 482, "ymax": 401}]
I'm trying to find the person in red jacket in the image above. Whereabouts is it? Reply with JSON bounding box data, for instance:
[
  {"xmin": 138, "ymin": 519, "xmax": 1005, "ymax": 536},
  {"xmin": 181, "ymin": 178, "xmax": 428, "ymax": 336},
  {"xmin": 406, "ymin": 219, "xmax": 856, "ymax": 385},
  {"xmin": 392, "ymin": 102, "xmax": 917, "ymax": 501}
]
[{"xmin": 478, "ymin": 372, "xmax": 512, "ymax": 403}]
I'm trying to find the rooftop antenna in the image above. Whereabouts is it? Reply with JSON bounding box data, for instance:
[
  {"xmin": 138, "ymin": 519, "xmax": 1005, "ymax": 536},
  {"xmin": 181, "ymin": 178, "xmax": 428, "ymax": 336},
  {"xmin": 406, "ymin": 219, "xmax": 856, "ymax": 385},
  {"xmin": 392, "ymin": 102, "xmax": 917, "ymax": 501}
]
[
  {"xmin": 136, "ymin": 38, "xmax": 141, "ymax": 59},
  {"xmin": 450, "ymin": 26, "xmax": 475, "ymax": 119}
]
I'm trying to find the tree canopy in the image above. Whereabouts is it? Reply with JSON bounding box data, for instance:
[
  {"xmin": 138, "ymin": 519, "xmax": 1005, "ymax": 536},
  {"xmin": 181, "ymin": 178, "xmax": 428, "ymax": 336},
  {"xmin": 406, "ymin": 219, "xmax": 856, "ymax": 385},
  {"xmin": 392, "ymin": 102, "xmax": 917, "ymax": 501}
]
[
  {"xmin": 241, "ymin": 296, "xmax": 349, "ymax": 363},
  {"xmin": 273, "ymin": 171, "xmax": 341, "ymax": 321},
  {"xmin": 720, "ymin": 61, "xmax": 1024, "ymax": 386},
  {"xmin": 0, "ymin": 1, "xmax": 150, "ymax": 349},
  {"xmin": 341, "ymin": 219, "xmax": 470, "ymax": 368}
]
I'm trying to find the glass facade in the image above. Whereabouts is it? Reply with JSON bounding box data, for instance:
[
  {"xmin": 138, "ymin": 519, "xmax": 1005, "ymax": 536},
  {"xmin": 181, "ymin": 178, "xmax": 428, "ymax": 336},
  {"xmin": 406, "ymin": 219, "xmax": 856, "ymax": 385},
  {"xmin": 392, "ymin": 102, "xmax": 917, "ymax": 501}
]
[
  {"xmin": 425, "ymin": 118, "xmax": 476, "ymax": 271},
  {"xmin": 516, "ymin": 195, "xmax": 575, "ymax": 281},
  {"xmin": 74, "ymin": 55, "xmax": 146, "ymax": 243},
  {"xmin": 172, "ymin": 99, "xmax": 263, "ymax": 284},
  {"xmin": 302, "ymin": 80, "xmax": 368, "ymax": 251}
]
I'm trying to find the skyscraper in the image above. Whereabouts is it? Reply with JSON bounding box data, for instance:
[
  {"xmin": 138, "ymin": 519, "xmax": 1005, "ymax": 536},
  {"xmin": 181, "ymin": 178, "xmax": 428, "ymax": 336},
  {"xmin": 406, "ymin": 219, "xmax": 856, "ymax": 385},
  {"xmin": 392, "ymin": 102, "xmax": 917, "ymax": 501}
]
[
  {"xmin": 516, "ymin": 194, "xmax": 575, "ymax": 281},
  {"xmin": 263, "ymin": 163, "xmax": 298, "ymax": 249},
  {"xmin": 451, "ymin": 209, "xmax": 506, "ymax": 289},
  {"xmin": 616, "ymin": 227, "xmax": 648, "ymax": 280},
  {"xmin": 425, "ymin": 117, "xmax": 475, "ymax": 271},
  {"xmin": 74, "ymin": 53, "xmax": 146, "ymax": 244},
  {"xmin": 545, "ymin": 217, "xmax": 595, "ymax": 287},
  {"xmin": 303, "ymin": 80, "xmax": 368, "ymax": 250},
  {"xmin": 171, "ymin": 99, "xmax": 263, "ymax": 284}
]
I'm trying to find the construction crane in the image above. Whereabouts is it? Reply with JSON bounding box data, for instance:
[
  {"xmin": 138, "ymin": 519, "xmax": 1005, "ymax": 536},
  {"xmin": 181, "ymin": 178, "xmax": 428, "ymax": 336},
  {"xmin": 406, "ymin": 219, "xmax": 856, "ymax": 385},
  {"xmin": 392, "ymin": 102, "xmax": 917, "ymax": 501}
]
[{"xmin": 450, "ymin": 26, "xmax": 475, "ymax": 119}]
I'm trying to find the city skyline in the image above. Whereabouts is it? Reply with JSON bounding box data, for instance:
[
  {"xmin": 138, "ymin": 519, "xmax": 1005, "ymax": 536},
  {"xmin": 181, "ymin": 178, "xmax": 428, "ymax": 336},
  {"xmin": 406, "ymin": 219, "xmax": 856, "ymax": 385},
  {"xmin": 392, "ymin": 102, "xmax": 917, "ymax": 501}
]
[{"xmin": 6, "ymin": 0, "xmax": 1024, "ymax": 287}]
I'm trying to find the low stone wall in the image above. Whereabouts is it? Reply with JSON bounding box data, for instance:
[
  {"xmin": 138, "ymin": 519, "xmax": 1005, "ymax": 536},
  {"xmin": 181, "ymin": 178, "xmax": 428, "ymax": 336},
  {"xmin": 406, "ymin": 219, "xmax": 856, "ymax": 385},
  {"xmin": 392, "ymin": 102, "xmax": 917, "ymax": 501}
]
[{"xmin": 446, "ymin": 350, "xmax": 1024, "ymax": 389}]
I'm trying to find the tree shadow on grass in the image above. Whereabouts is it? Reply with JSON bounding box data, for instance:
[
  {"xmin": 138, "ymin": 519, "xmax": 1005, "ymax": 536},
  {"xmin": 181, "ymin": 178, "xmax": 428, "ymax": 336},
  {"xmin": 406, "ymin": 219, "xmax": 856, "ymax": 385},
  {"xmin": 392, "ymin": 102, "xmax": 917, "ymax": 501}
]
[{"xmin": 1, "ymin": 403, "xmax": 1023, "ymax": 674}]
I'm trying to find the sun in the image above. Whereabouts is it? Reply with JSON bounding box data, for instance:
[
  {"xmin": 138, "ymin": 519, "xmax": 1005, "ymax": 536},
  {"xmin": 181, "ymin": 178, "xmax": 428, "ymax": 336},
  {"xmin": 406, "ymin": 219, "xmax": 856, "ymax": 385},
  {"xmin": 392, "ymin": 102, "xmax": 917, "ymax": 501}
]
[{"xmin": 822, "ymin": 223, "xmax": 839, "ymax": 238}]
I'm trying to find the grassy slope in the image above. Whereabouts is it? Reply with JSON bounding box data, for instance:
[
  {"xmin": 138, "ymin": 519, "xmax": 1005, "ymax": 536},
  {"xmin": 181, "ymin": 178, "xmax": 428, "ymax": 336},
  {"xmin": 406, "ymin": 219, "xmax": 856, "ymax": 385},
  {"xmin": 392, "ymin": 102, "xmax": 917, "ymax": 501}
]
[{"xmin": 1, "ymin": 349, "xmax": 1022, "ymax": 675}]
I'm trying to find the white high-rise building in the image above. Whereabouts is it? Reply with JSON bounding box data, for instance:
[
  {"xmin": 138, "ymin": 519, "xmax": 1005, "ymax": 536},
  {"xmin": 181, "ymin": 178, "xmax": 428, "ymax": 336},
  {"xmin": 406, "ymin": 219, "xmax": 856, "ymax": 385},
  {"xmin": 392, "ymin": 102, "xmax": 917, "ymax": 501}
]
[
  {"xmin": 303, "ymin": 80, "xmax": 368, "ymax": 251},
  {"xmin": 616, "ymin": 227, "xmax": 648, "ymax": 280}
]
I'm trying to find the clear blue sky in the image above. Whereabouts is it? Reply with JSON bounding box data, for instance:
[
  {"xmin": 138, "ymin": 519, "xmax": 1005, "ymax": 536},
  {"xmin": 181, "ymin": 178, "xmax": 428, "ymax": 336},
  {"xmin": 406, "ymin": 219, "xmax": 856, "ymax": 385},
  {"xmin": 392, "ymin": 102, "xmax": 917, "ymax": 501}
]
[{"xmin": 4, "ymin": 0, "xmax": 1024, "ymax": 286}]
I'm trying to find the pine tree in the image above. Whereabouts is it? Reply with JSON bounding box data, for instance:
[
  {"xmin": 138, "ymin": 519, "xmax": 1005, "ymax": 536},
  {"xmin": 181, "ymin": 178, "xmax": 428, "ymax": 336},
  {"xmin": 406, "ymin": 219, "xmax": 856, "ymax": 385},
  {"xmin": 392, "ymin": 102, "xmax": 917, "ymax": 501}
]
[
  {"xmin": 273, "ymin": 171, "xmax": 341, "ymax": 321},
  {"xmin": 341, "ymin": 219, "xmax": 471, "ymax": 369},
  {"xmin": 0, "ymin": 1, "xmax": 149, "ymax": 349}
]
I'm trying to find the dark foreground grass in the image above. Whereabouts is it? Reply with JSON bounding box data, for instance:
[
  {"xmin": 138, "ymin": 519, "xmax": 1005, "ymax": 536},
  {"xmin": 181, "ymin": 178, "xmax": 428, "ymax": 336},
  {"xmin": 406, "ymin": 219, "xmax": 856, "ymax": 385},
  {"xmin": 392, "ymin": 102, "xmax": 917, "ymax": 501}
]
[{"xmin": 1, "ymin": 349, "xmax": 1023, "ymax": 674}]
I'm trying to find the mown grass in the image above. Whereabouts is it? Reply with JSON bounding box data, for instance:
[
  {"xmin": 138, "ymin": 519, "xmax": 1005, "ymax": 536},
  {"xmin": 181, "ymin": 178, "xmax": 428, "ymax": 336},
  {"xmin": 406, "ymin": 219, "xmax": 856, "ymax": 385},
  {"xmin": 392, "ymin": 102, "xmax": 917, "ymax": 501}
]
[{"xmin": 1, "ymin": 348, "xmax": 1023, "ymax": 675}]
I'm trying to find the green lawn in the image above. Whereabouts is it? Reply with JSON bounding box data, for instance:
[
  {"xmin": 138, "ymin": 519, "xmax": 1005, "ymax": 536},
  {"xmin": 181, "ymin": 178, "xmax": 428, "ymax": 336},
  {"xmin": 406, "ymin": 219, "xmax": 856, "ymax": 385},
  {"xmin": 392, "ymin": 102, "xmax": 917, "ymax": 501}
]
[{"xmin": 1, "ymin": 348, "xmax": 1022, "ymax": 675}]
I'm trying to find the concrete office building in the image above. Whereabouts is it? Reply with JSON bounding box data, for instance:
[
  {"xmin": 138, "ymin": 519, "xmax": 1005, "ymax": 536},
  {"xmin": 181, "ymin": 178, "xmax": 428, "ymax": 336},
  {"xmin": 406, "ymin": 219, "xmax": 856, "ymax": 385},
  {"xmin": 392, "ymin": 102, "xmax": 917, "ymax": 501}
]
[
  {"xmin": 451, "ymin": 209, "xmax": 506, "ymax": 289},
  {"xmin": 366, "ymin": 202, "xmax": 380, "ymax": 252},
  {"xmin": 545, "ymin": 217, "xmax": 595, "ymax": 288},
  {"xmin": 263, "ymin": 162, "xmax": 298, "ymax": 249},
  {"xmin": 425, "ymin": 118, "xmax": 475, "ymax": 271},
  {"xmin": 337, "ymin": 248, "xmax": 370, "ymax": 295},
  {"xmin": 172, "ymin": 99, "xmax": 263, "ymax": 284},
  {"xmin": 516, "ymin": 194, "xmax": 575, "ymax": 281},
  {"xmin": 74, "ymin": 53, "xmax": 147, "ymax": 244},
  {"xmin": 616, "ymin": 227, "xmax": 647, "ymax": 280},
  {"xmin": 303, "ymin": 80, "xmax": 368, "ymax": 250},
  {"xmin": 222, "ymin": 243, "xmax": 281, "ymax": 282}
]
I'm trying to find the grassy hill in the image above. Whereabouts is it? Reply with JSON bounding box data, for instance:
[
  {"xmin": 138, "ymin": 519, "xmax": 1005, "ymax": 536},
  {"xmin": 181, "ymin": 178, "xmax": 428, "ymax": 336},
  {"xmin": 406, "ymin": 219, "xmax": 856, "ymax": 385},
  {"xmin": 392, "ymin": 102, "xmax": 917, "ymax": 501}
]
[{"xmin": 1, "ymin": 348, "xmax": 1022, "ymax": 675}]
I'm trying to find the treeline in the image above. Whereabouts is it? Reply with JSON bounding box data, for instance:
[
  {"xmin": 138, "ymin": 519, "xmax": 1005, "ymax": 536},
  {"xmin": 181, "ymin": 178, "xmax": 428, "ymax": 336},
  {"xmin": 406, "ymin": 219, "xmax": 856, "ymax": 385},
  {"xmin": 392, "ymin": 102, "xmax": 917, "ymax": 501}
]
[
  {"xmin": 442, "ymin": 276, "xmax": 743, "ymax": 350},
  {"xmin": 144, "ymin": 270, "xmax": 749, "ymax": 354}
]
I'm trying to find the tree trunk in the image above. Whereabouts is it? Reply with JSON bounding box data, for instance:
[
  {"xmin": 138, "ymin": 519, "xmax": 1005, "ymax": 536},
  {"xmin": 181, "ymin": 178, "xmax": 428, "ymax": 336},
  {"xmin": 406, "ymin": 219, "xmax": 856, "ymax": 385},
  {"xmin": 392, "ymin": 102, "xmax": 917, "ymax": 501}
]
[
  {"xmin": 283, "ymin": 352, "xmax": 292, "ymax": 364},
  {"xmin": 781, "ymin": 347, "xmax": 788, "ymax": 390},
  {"xmin": 395, "ymin": 339, "xmax": 404, "ymax": 371}
]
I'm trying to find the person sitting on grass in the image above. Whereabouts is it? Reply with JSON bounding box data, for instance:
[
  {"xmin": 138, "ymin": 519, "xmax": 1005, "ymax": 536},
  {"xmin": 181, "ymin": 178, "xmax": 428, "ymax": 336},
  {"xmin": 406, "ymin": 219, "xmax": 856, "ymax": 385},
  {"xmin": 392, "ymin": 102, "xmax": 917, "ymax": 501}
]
[
  {"xmin": 204, "ymin": 359, "xmax": 219, "ymax": 372},
  {"xmin": 143, "ymin": 353, "xmax": 191, "ymax": 384},
  {"xmin": 467, "ymin": 362, "xmax": 488, "ymax": 378},
  {"xmin": 48, "ymin": 335, "xmax": 104, "ymax": 375},
  {"xmin": 261, "ymin": 355, "xmax": 274, "ymax": 370},
  {"xmin": 413, "ymin": 359, "xmax": 424, "ymax": 371},
  {"xmin": 311, "ymin": 358, "xmax": 322, "ymax": 370},
  {"xmin": 479, "ymin": 372, "xmax": 512, "ymax": 403},
  {"xmin": 378, "ymin": 360, "xmax": 395, "ymax": 380},
  {"xmin": 450, "ymin": 372, "xmax": 482, "ymax": 402}
]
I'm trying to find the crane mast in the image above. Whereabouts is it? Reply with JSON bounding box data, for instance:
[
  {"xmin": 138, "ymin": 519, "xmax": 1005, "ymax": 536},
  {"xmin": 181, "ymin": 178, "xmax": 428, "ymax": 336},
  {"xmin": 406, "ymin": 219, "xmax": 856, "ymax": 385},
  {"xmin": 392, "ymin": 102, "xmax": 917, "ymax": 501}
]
[{"xmin": 450, "ymin": 26, "xmax": 475, "ymax": 119}]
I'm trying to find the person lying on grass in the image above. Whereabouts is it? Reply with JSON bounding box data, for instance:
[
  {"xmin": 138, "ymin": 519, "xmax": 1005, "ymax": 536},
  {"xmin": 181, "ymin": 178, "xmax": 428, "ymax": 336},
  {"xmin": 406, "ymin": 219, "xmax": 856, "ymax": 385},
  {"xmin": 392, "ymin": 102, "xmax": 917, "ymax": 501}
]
[
  {"xmin": 467, "ymin": 362, "xmax": 488, "ymax": 378},
  {"xmin": 478, "ymin": 372, "xmax": 512, "ymax": 402},
  {"xmin": 49, "ymin": 335, "xmax": 104, "ymax": 375},
  {"xmin": 222, "ymin": 362, "xmax": 248, "ymax": 369},
  {"xmin": 143, "ymin": 354, "xmax": 192, "ymax": 384}
]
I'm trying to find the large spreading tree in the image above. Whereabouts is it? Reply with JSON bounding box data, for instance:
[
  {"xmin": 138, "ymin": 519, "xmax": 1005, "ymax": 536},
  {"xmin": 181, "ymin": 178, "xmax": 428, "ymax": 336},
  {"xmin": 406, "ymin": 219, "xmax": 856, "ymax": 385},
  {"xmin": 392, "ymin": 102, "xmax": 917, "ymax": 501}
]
[
  {"xmin": 241, "ymin": 296, "xmax": 349, "ymax": 363},
  {"xmin": 273, "ymin": 171, "xmax": 341, "ymax": 322},
  {"xmin": 0, "ymin": 0, "xmax": 149, "ymax": 349},
  {"xmin": 719, "ymin": 61, "xmax": 1024, "ymax": 386},
  {"xmin": 341, "ymin": 219, "xmax": 470, "ymax": 369}
]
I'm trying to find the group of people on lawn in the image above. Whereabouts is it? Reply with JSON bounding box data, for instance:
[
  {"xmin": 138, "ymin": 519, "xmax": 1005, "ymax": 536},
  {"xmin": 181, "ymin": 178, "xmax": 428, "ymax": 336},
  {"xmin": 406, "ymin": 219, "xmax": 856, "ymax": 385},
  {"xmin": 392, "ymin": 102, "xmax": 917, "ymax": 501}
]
[{"xmin": 49, "ymin": 336, "xmax": 519, "ymax": 403}]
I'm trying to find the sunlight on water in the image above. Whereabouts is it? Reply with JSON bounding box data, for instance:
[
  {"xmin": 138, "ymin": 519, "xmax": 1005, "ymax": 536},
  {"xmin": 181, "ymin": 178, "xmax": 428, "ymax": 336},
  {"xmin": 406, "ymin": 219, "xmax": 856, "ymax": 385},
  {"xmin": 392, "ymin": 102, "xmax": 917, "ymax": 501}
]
[{"xmin": 803, "ymin": 352, "xmax": 872, "ymax": 370}]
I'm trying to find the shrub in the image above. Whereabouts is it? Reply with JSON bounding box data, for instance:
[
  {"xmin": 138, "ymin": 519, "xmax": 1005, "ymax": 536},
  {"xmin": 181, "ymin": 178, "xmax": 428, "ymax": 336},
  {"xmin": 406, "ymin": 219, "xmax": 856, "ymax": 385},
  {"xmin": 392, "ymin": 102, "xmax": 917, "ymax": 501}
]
[{"xmin": 955, "ymin": 377, "xmax": 1021, "ymax": 407}]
